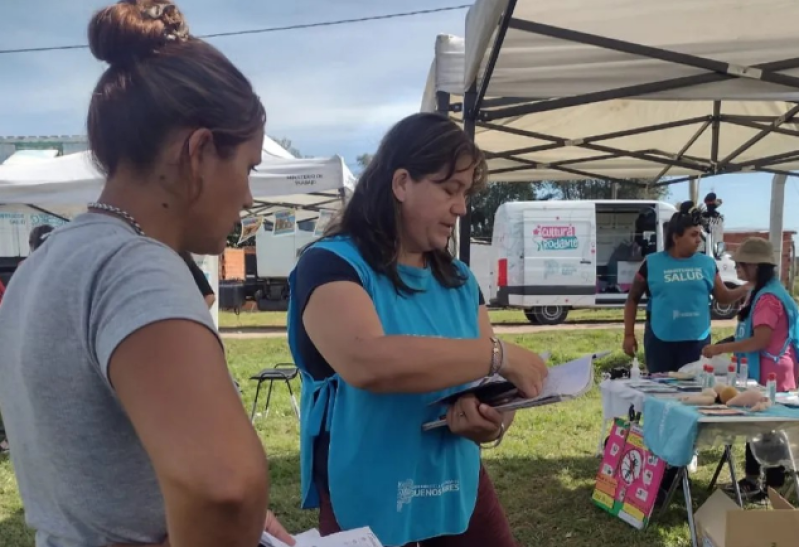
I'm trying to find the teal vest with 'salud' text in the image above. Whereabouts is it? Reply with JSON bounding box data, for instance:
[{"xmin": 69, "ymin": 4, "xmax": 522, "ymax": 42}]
[{"xmin": 647, "ymin": 251, "xmax": 716, "ymax": 341}]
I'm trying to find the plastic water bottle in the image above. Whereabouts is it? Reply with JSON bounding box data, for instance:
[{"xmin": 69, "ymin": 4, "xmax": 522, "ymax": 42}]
[
  {"xmin": 767, "ymin": 372, "xmax": 777, "ymax": 404},
  {"xmin": 737, "ymin": 356, "xmax": 749, "ymax": 388},
  {"xmin": 726, "ymin": 364, "xmax": 737, "ymax": 387},
  {"xmin": 630, "ymin": 357, "xmax": 641, "ymax": 380},
  {"xmin": 705, "ymin": 365, "xmax": 716, "ymax": 388}
]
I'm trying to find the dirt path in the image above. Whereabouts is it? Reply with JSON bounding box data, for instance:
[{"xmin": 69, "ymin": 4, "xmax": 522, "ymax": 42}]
[{"xmin": 219, "ymin": 319, "xmax": 737, "ymax": 339}]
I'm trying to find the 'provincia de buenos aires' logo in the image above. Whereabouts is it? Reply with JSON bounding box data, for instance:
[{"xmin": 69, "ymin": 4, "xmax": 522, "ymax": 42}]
[
  {"xmin": 397, "ymin": 479, "xmax": 460, "ymax": 512},
  {"xmin": 533, "ymin": 224, "xmax": 579, "ymax": 251}
]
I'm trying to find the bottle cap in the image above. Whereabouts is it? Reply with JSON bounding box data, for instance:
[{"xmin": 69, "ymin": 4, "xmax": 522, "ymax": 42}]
[
  {"xmin": 728, "ymin": 364, "xmax": 736, "ymax": 372},
  {"xmin": 768, "ymin": 372, "xmax": 777, "ymax": 380}
]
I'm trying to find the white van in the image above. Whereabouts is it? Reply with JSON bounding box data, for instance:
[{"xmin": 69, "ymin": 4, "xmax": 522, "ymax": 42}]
[{"xmin": 487, "ymin": 200, "xmax": 741, "ymax": 324}]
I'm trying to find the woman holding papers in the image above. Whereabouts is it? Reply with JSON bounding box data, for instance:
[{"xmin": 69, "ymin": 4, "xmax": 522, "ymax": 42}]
[
  {"xmin": 0, "ymin": 2, "xmax": 292, "ymax": 547},
  {"xmin": 623, "ymin": 202, "xmax": 748, "ymax": 373},
  {"xmin": 288, "ymin": 112, "xmax": 548, "ymax": 547},
  {"xmin": 702, "ymin": 237, "xmax": 798, "ymax": 499}
]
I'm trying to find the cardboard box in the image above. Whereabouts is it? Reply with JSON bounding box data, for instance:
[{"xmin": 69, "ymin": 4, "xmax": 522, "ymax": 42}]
[{"xmin": 695, "ymin": 488, "xmax": 799, "ymax": 547}]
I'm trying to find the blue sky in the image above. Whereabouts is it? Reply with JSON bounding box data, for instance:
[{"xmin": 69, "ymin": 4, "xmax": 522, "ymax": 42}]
[{"xmin": 1, "ymin": 0, "xmax": 797, "ymax": 233}]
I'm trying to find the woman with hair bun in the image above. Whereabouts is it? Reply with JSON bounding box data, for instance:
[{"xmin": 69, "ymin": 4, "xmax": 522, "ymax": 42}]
[
  {"xmin": 622, "ymin": 201, "xmax": 749, "ymax": 373},
  {"xmin": 0, "ymin": 2, "xmax": 292, "ymax": 546}
]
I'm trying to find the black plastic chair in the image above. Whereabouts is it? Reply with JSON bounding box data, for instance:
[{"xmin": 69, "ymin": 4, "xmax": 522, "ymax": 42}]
[{"xmin": 249, "ymin": 363, "xmax": 300, "ymax": 422}]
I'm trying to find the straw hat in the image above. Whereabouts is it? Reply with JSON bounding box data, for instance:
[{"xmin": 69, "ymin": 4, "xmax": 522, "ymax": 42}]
[{"xmin": 732, "ymin": 237, "xmax": 777, "ymax": 265}]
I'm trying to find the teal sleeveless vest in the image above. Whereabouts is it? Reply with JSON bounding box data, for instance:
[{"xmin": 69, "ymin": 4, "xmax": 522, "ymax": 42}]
[
  {"xmin": 647, "ymin": 251, "xmax": 716, "ymax": 341},
  {"xmin": 287, "ymin": 237, "xmax": 482, "ymax": 546},
  {"xmin": 734, "ymin": 278, "xmax": 799, "ymax": 383}
]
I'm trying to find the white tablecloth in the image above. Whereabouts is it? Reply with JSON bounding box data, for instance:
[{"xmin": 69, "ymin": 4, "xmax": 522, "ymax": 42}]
[{"xmin": 600, "ymin": 379, "xmax": 646, "ymax": 420}]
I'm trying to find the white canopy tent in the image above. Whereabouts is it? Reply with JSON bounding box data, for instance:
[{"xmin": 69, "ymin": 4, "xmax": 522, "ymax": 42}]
[
  {"xmin": 0, "ymin": 138, "xmax": 356, "ymax": 214},
  {"xmin": 0, "ymin": 136, "xmax": 357, "ymax": 326},
  {"xmin": 422, "ymin": 0, "xmax": 799, "ymax": 271}
]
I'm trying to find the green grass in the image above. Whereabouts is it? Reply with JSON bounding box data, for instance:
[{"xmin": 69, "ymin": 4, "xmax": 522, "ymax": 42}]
[
  {"xmin": 219, "ymin": 308, "xmax": 636, "ymax": 329},
  {"xmin": 0, "ymin": 327, "xmax": 736, "ymax": 547}
]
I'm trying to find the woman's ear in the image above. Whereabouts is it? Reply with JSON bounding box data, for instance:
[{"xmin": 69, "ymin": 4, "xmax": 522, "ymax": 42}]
[
  {"xmin": 391, "ymin": 169, "xmax": 410, "ymax": 203},
  {"xmin": 183, "ymin": 128, "xmax": 213, "ymax": 202}
]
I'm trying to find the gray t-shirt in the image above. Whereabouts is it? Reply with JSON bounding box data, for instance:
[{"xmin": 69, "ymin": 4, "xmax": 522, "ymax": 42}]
[{"xmin": 0, "ymin": 213, "xmax": 217, "ymax": 547}]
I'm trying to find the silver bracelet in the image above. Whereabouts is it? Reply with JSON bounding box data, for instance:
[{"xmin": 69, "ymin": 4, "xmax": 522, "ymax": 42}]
[
  {"xmin": 488, "ymin": 337, "xmax": 502, "ymax": 376},
  {"xmin": 480, "ymin": 422, "xmax": 505, "ymax": 449},
  {"xmin": 497, "ymin": 339, "xmax": 507, "ymax": 376}
]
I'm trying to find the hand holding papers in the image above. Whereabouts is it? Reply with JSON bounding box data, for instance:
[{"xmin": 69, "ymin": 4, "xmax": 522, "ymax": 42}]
[
  {"xmin": 422, "ymin": 353, "xmax": 597, "ymax": 431},
  {"xmin": 260, "ymin": 527, "xmax": 384, "ymax": 547}
]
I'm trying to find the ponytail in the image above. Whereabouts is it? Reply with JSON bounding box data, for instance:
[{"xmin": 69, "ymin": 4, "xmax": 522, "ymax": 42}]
[{"xmin": 738, "ymin": 264, "xmax": 776, "ymax": 321}]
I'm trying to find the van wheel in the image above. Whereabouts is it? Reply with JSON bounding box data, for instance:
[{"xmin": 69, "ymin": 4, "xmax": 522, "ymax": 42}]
[
  {"xmin": 524, "ymin": 310, "xmax": 540, "ymax": 324},
  {"xmin": 533, "ymin": 306, "xmax": 569, "ymax": 325}
]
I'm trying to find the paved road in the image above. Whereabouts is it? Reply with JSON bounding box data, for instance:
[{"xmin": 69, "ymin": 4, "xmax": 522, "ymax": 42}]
[{"xmin": 219, "ymin": 319, "xmax": 737, "ymax": 339}]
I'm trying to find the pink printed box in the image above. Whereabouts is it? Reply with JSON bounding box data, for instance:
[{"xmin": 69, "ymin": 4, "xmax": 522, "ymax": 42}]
[{"xmin": 592, "ymin": 418, "xmax": 666, "ymax": 530}]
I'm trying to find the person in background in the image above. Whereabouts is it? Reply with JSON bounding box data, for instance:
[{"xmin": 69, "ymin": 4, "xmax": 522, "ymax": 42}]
[
  {"xmin": 703, "ymin": 237, "xmax": 798, "ymax": 500},
  {"xmin": 623, "ymin": 201, "xmax": 749, "ymax": 373},
  {"xmin": 29, "ymin": 224, "xmax": 55, "ymax": 252},
  {"xmin": 0, "ymin": 2, "xmax": 292, "ymax": 547},
  {"xmin": 623, "ymin": 202, "xmax": 749, "ymax": 506},
  {"xmin": 289, "ymin": 112, "xmax": 548, "ymax": 547},
  {"xmin": 180, "ymin": 251, "xmax": 216, "ymax": 308}
]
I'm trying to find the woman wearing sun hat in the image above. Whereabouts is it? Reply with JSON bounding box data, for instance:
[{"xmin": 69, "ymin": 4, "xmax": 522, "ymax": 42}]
[{"xmin": 703, "ymin": 236, "xmax": 799, "ymax": 499}]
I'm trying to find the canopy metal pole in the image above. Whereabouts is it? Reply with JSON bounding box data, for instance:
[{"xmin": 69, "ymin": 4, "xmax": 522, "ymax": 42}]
[
  {"xmin": 436, "ymin": 91, "xmax": 460, "ymax": 259},
  {"xmin": 459, "ymin": 84, "xmax": 478, "ymax": 266},
  {"xmin": 769, "ymin": 173, "xmax": 787, "ymax": 280},
  {"xmin": 689, "ymin": 177, "xmax": 699, "ymax": 205}
]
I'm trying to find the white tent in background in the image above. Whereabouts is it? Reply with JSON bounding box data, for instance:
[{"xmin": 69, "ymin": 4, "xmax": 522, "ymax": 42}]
[
  {"xmin": 2, "ymin": 149, "xmax": 60, "ymax": 165},
  {"xmin": 0, "ymin": 135, "xmax": 357, "ymax": 327},
  {"xmin": 422, "ymin": 0, "xmax": 799, "ymax": 272},
  {"xmin": 0, "ymin": 135, "xmax": 356, "ymax": 211}
]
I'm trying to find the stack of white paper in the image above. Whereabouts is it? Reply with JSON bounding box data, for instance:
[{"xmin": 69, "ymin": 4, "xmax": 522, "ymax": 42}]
[
  {"xmin": 422, "ymin": 353, "xmax": 597, "ymax": 430},
  {"xmin": 260, "ymin": 527, "xmax": 383, "ymax": 547}
]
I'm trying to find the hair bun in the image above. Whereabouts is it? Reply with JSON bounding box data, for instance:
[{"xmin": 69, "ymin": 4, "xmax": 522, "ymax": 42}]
[
  {"xmin": 678, "ymin": 200, "xmax": 695, "ymax": 215},
  {"xmin": 88, "ymin": 0, "xmax": 190, "ymax": 66}
]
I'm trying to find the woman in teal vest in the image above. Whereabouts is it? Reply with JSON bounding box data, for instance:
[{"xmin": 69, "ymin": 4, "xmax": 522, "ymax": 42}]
[
  {"xmin": 287, "ymin": 113, "xmax": 549, "ymax": 547},
  {"xmin": 623, "ymin": 202, "xmax": 748, "ymax": 373},
  {"xmin": 702, "ymin": 237, "xmax": 798, "ymax": 500}
]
